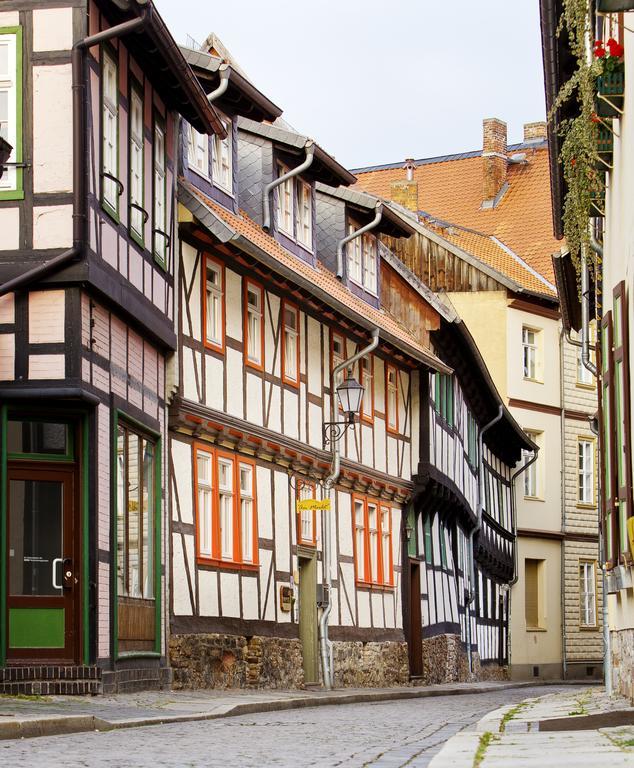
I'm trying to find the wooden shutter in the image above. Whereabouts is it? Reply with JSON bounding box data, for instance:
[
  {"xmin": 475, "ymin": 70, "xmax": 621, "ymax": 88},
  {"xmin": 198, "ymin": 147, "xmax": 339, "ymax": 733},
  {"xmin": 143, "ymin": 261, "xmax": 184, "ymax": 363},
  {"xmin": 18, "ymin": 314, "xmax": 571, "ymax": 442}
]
[
  {"xmin": 600, "ymin": 311, "xmax": 618, "ymax": 566},
  {"xmin": 524, "ymin": 559, "xmax": 539, "ymax": 629}
]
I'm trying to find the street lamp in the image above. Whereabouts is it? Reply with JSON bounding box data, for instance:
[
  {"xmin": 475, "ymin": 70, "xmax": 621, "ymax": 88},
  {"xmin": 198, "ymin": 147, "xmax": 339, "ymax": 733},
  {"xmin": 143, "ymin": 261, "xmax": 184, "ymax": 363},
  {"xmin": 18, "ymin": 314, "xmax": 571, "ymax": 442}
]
[{"xmin": 323, "ymin": 374, "xmax": 365, "ymax": 446}]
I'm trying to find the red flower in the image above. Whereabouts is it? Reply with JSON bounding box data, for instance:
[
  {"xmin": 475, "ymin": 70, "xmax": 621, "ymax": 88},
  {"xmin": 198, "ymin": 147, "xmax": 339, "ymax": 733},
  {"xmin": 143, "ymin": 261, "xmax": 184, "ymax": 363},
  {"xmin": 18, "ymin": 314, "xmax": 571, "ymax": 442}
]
[
  {"xmin": 607, "ymin": 38, "xmax": 624, "ymax": 57},
  {"xmin": 591, "ymin": 113, "xmax": 601, "ymax": 123},
  {"xmin": 571, "ymin": 158, "xmax": 577, "ymax": 167},
  {"xmin": 594, "ymin": 43, "xmax": 606, "ymax": 58}
]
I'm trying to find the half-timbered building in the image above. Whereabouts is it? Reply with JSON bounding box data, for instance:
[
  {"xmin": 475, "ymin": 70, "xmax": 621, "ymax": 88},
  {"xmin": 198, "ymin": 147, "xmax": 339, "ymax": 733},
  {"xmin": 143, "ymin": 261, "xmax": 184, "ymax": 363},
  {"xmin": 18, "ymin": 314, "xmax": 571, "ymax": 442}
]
[{"xmin": 0, "ymin": 0, "xmax": 221, "ymax": 694}]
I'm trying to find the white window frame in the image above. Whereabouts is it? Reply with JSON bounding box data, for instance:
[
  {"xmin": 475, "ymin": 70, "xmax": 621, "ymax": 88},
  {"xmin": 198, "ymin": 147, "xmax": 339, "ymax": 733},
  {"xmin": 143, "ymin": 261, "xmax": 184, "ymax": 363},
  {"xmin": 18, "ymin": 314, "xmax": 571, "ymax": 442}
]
[
  {"xmin": 380, "ymin": 505, "xmax": 391, "ymax": 585},
  {"xmin": 283, "ymin": 302, "xmax": 299, "ymax": 384},
  {"xmin": 239, "ymin": 463, "xmax": 254, "ymax": 564},
  {"xmin": 367, "ymin": 502, "xmax": 378, "ymax": 583},
  {"xmin": 218, "ymin": 457, "xmax": 234, "ymax": 561},
  {"xmin": 354, "ymin": 499, "xmax": 365, "ymax": 582},
  {"xmin": 196, "ymin": 449, "xmax": 213, "ymax": 557},
  {"xmin": 205, "ymin": 258, "xmax": 224, "ymax": 350},
  {"xmin": 347, "ymin": 223, "xmax": 363, "ymax": 285},
  {"xmin": 522, "ymin": 326, "xmax": 538, "ymax": 380},
  {"xmin": 579, "ymin": 560, "xmax": 597, "ymax": 628},
  {"xmin": 387, "ymin": 365, "xmax": 398, "ymax": 431},
  {"xmin": 212, "ymin": 118, "xmax": 232, "ymax": 192},
  {"xmin": 523, "ymin": 430, "xmax": 540, "ymax": 498},
  {"xmin": 129, "ymin": 85, "xmax": 144, "ymax": 240},
  {"xmin": 188, "ymin": 124, "xmax": 209, "ymax": 179},
  {"xmin": 362, "ymin": 233, "xmax": 378, "ymax": 294},
  {"xmin": 153, "ymin": 120, "xmax": 167, "ymax": 265},
  {"xmin": 245, "ymin": 281, "xmax": 263, "ymax": 367},
  {"xmin": 0, "ymin": 31, "xmax": 18, "ymax": 193},
  {"xmin": 298, "ymin": 482, "xmax": 316, "ymax": 545},
  {"xmin": 276, "ymin": 162, "xmax": 294, "ymax": 237},
  {"xmin": 296, "ymin": 178, "xmax": 312, "ymax": 249},
  {"xmin": 578, "ymin": 438, "xmax": 594, "ymax": 505},
  {"xmin": 102, "ymin": 49, "xmax": 119, "ymax": 214}
]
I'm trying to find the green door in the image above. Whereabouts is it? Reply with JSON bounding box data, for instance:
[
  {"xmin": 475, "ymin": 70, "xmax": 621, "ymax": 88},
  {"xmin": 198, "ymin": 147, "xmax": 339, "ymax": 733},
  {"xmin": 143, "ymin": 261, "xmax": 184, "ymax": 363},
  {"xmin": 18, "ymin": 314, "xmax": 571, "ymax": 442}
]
[
  {"xmin": 298, "ymin": 554, "xmax": 319, "ymax": 684},
  {"xmin": 7, "ymin": 467, "xmax": 78, "ymax": 661}
]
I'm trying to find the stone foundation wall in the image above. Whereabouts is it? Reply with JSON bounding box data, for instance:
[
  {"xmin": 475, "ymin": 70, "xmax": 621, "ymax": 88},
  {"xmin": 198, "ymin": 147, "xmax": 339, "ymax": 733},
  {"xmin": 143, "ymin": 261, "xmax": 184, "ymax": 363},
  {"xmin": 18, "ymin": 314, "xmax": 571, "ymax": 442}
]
[
  {"xmin": 332, "ymin": 641, "xmax": 409, "ymax": 688},
  {"xmin": 420, "ymin": 634, "xmax": 508, "ymax": 684},
  {"xmin": 611, "ymin": 628, "xmax": 634, "ymax": 702}
]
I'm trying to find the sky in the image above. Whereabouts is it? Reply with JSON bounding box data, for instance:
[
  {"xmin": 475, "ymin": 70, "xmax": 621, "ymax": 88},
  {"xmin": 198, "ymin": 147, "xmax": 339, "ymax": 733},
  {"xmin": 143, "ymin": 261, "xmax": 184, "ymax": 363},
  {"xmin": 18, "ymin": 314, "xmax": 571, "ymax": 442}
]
[{"xmin": 155, "ymin": 0, "xmax": 547, "ymax": 170}]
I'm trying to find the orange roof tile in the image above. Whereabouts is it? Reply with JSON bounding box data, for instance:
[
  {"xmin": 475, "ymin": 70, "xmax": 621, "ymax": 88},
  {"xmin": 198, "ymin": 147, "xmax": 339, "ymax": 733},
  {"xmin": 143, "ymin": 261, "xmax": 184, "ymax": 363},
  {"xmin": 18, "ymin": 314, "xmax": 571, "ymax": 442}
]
[
  {"xmin": 184, "ymin": 183, "xmax": 448, "ymax": 372},
  {"xmin": 354, "ymin": 144, "xmax": 561, "ymax": 285}
]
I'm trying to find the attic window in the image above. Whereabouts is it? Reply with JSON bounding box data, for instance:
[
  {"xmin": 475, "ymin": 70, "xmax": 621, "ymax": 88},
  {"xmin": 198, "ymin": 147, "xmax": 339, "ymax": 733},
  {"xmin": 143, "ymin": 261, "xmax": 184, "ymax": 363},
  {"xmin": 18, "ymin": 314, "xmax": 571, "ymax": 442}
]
[
  {"xmin": 347, "ymin": 220, "xmax": 378, "ymax": 295},
  {"xmin": 212, "ymin": 117, "xmax": 232, "ymax": 192}
]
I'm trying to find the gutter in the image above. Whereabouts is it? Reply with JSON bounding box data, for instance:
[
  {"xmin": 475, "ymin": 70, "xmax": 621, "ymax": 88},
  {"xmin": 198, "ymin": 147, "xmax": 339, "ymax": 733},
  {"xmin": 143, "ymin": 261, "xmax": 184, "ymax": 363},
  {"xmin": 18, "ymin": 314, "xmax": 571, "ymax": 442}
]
[
  {"xmin": 262, "ymin": 142, "xmax": 315, "ymax": 231},
  {"xmin": 466, "ymin": 405, "xmax": 503, "ymax": 675},
  {"xmin": 0, "ymin": 13, "xmax": 149, "ymax": 298},
  {"xmin": 320, "ymin": 328, "xmax": 380, "ymax": 690},
  {"xmin": 336, "ymin": 203, "xmax": 382, "ymax": 280}
]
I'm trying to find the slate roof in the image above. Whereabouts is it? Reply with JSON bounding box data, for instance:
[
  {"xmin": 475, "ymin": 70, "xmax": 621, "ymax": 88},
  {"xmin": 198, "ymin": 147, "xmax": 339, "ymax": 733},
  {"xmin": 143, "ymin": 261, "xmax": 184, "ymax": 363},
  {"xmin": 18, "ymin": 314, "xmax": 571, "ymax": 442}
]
[{"xmin": 352, "ymin": 140, "xmax": 561, "ymax": 286}]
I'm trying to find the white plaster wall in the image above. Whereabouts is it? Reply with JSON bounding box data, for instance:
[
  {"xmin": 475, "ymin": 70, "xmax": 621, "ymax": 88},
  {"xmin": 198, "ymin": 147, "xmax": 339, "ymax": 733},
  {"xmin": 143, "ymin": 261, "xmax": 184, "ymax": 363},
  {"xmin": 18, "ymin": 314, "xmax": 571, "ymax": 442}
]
[
  {"xmin": 33, "ymin": 65, "xmax": 72, "ymax": 193},
  {"xmin": 507, "ymin": 306, "xmax": 560, "ymax": 407},
  {"xmin": 33, "ymin": 205, "xmax": 72, "ymax": 249},
  {"xmin": 32, "ymin": 7, "xmax": 73, "ymax": 51},
  {"xmin": 28, "ymin": 290, "xmax": 65, "ymax": 343},
  {"xmin": 0, "ymin": 208, "xmax": 19, "ymax": 250}
]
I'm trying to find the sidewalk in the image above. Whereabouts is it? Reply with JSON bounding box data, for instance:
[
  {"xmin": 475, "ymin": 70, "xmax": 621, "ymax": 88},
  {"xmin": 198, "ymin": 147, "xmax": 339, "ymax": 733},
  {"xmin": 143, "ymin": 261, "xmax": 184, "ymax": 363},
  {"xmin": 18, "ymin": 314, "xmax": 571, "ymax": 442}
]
[
  {"xmin": 0, "ymin": 680, "xmax": 543, "ymax": 741},
  {"xmin": 430, "ymin": 686, "xmax": 634, "ymax": 766}
]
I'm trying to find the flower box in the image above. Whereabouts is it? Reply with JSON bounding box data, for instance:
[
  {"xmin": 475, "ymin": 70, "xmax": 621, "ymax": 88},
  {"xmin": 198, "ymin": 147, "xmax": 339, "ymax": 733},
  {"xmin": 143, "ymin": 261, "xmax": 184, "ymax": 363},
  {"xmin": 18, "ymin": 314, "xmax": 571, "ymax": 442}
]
[
  {"xmin": 596, "ymin": 125, "xmax": 614, "ymax": 170},
  {"xmin": 597, "ymin": 0, "xmax": 634, "ymax": 11},
  {"xmin": 596, "ymin": 71, "xmax": 625, "ymax": 117}
]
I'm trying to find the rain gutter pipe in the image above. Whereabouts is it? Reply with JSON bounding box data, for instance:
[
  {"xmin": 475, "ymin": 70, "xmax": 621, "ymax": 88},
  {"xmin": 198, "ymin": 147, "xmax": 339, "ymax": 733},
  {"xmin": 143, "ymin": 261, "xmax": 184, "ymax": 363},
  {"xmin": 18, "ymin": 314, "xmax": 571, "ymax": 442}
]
[
  {"xmin": 262, "ymin": 142, "xmax": 314, "ymax": 232},
  {"xmin": 336, "ymin": 203, "xmax": 383, "ymax": 279},
  {"xmin": 208, "ymin": 63, "xmax": 230, "ymax": 103},
  {"xmin": 466, "ymin": 405, "xmax": 503, "ymax": 674},
  {"xmin": 320, "ymin": 327, "xmax": 380, "ymax": 689},
  {"xmin": 0, "ymin": 13, "xmax": 149, "ymax": 297}
]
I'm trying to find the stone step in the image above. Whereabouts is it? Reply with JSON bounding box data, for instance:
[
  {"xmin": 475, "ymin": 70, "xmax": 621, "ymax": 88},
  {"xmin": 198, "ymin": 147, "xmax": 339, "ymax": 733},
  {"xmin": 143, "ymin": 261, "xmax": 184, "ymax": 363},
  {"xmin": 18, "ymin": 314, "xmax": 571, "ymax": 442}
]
[
  {"xmin": 0, "ymin": 665, "xmax": 100, "ymax": 683},
  {"xmin": 0, "ymin": 678, "xmax": 100, "ymax": 696}
]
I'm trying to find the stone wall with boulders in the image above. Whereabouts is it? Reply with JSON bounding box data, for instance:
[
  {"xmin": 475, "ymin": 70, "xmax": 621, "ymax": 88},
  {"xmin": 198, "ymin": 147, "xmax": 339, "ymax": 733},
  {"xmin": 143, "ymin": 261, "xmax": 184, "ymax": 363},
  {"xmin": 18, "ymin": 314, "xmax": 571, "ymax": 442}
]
[
  {"xmin": 611, "ymin": 628, "xmax": 634, "ymax": 702},
  {"xmin": 420, "ymin": 633, "xmax": 509, "ymax": 684},
  {"xmin": 332, "ymin": 641, "xmax": 409, "ymax": 688}
]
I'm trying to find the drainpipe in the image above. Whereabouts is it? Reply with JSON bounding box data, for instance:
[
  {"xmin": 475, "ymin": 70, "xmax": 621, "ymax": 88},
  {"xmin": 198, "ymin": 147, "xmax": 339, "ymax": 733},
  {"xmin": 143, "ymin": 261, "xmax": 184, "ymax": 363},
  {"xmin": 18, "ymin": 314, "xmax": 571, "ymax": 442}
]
[
  {"xmin": 581, "ymin": 244, "xmax": 598, "ymax": 377},
  {"xmin": 207, "ymin": 63, "xmax": 230, "ymax": 103},
  {"xmin": 0, "ymin": 13, "xmax": 148, "ymax": 297},
  {"xmin": 466, "ymin": 405, "xmax": 503, "ymax": 675},
  {"xmin": 320, "ymin": 327, "xmax": 380, "ymax": 689},
  {"xmin": 336, "ymin": 203, "xmax": 383, "ymax": 280},
  {"xmin": 262, "ymin": 142, "xmax": 314, "ymax": 232},
  {"xmin": 559, "ymin": 328, "xmax": 567, "ymax": 680}
]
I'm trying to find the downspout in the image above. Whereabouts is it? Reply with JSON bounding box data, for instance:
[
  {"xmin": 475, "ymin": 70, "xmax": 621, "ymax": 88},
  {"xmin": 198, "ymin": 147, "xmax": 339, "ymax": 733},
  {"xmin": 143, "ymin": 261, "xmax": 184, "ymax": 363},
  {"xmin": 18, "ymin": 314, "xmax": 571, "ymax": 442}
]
[
  {"xmin": 560, "ymin": 327, "xmax": 567, "ymax": 680},
  {"xmin": 207, "ymin": 63, "xmax": 230, "ymax": 104},
  {"xmin": 320, "ymin": 327, "xmax": 380, "ymax": 689},
  {"xmin": 336, "ymin": 203, "xmax": 383, "ymax": 280},
  {"xmin": 581, "ymin": 244, "xmax": 598, "ymax": 377},
  {"xmin": 0, "ymin": 13, "xmax": 148, "ymax": 297},
  {"xmin": 466, "ymin": 404, "xmax": 503, "ymax": 675},
  {"xmin": 262, "ymin": 142, "xmax": 314, "ymax": 232}
]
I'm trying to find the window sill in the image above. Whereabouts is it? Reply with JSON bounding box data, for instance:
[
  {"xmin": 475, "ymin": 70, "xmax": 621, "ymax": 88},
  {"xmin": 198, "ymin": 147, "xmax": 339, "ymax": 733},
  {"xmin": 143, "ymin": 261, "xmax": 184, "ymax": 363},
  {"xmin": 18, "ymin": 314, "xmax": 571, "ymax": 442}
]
[
  {"xmin": 355, "ymin": 580, "xmax": 394, "ymax": 592},
  {"xmin": 522, "ymin": 376, "xmax": 544, "ymax": 385},
  {"xmin": 525, "ymin": 626, "xmax": 547, "ymax": 632},
  {"xmin": 579, "ymin": 625, "xmax": 600, "ymax": 632},
  {"xmin": 102, "ymin": 199, "xmax": 120, "ymax": 225},
  {"xmin": 189, "ymin": 165, "xmax": 211, "ymax": 183},
  {"xmin": 576, "ymin": 382, "xmax": 595, "ymax": 390},
  {"xmin": 349, "ymin": 276, "xmax": 378, "ymax": 297},
  {"xmin": 576, "ymin": 502, "xmax": 596, "ymax": 510},
  {"xmin": 245, "ymin": 357, "xmax": 264, "ymax": 373},
  {"xmin": 386, "ymin": 425, "xmax": 400, "ymax": 436},
  {"xmin": 196, "ymin": 557, "xmax": 260, "ymax": 572},
  {"xmin": 204, "ymin": 338, "xmax": 225, "ymax": 356},
  {"xmin": 523, "ymin": 495, "xmax": 545, "ymax": 503}
]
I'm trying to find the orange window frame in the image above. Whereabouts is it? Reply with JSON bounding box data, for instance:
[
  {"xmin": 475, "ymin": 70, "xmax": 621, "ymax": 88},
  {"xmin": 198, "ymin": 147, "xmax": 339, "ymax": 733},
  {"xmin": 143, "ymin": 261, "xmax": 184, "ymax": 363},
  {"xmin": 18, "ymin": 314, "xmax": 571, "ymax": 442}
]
[
  {"xmin": 202, "ymin": 254, "xmax": 226, "ymax": 354},
  {"xmin": 281, "ymin": 299, "xmax": 300, "ymax": 387},
  {"xmin": 243, "ymin": 279, "xmax": 265, "ymax": 372},
  {"xmin": 352, "ymin": 494, "xmax": 393, "ymax": 588},
  {"xmin": 360, "ymin": 355, "xmax": 374, "ymax": 424},
  {"xmin": 193, "ymin": 443, "xmax": 259, "ymax": 569},
  {"xmin": 296, "ymin": 481, "xmax": 317, "ymax": 547},
  {"xmin": 386, "ymin": 364, "xmax": 399, "ymax": 434}
]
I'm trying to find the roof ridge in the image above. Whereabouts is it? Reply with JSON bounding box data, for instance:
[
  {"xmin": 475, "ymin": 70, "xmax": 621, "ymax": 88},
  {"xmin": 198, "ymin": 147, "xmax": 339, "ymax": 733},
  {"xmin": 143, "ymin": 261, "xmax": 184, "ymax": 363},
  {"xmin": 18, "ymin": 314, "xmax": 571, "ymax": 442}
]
[{"xmin": 489, "ymin": 236, "xmax": 556, "ymax": 292}]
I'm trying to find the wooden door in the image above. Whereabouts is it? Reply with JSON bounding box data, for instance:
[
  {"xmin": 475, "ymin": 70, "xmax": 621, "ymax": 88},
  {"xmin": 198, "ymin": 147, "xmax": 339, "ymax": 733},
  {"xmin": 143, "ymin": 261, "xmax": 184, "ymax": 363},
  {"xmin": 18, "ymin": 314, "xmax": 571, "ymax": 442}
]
[
  {"xmin": 298, "ymin": 555, "xmax": 319, "ymax": 684},
  {"xmin": 6, "ymin": 466, "xmax": 79, "ymax": 662},
  {"xmin": 408, "ymin": 560, "xmax": 423, "ymax": 677}
]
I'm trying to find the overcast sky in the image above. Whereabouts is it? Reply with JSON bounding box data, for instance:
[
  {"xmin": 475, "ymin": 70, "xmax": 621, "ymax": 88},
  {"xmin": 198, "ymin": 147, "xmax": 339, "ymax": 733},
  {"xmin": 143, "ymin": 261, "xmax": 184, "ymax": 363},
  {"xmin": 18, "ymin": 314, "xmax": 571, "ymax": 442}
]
[{"xmin": 155, "ymin": 0, "xmax": 547, "ymax": 170}]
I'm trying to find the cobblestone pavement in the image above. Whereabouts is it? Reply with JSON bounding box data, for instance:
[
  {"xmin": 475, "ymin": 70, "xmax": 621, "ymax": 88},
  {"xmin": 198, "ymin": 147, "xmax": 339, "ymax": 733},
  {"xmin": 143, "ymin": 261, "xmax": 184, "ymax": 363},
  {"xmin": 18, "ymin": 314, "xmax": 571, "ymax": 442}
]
[{"xmin": 0, "ymin": 685, "xmax": 576, "ymax": 767}]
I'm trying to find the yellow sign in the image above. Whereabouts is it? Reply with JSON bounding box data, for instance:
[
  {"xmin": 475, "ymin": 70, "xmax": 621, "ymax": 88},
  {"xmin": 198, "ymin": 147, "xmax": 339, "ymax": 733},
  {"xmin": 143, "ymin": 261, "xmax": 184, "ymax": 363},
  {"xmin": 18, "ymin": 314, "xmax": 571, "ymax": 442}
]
[
  {"xmin": 627, "ymin": 517, "xmax": 634, "ymax": 560},
  {"xmin": 296, "ymin": 499, "xmax": 330, "ymax": 513}
]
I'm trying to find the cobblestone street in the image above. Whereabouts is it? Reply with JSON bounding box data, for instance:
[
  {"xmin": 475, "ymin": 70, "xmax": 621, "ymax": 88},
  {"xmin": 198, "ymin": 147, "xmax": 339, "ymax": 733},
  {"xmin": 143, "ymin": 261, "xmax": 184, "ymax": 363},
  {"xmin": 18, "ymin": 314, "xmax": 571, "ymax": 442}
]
[{"xmin": 0, "ymin": 685, "xmax": 575, "ymax": 767}]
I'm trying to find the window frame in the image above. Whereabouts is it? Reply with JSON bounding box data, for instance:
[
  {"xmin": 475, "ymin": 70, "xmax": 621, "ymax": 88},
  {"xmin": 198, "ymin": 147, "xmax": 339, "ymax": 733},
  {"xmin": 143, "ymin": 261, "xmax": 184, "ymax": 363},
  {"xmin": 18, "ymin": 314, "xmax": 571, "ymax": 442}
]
[
  {"xmin": 0, "ymin": 26, "xmax": 23, "ymax": 200},
  {"xmin": 212, "ymin": 116, "xmax": 232, "ymax": 194},
  {"xmin": 193, "ymin": 443, "xmax": 259, "ymax": 569},
  {"xmin": 359, "ymin": 355, "xmax": 374, "ymax": 424},
  {"xmin": 579, "ymin": 559, "xmax": 598, "ymax": 629},
  {"xmin": 244, "ymin": 279, "xmax": 265, "ymax": 372},
  {"xmin": 202, "ymin": 254, "xmax": 225, "ymax": 354},
  {"xmin": 346, "ymin": 218, "xmax": 378, "ymax": 294},
  {"xmin": 187, "ymin": 123, "xmax": 210, "ymax": 180},
  {"xmin": 434, "ymin": 372, "xmax": 454, "ymax": 428},
  {"xmin": 152, "ymin": 113, "xmax": 168, "ymax": 269},
  {"xmin": 524, "ymin": 557, "xmax": 545, "ymax": 630},
  {"xmin": 386, "ymin": 364, "xmax": 399, "ymax": 434},
  {"xmin": 330, "ymin": 329, "xmax": 346, "ymax": 412},
  {"xmin": 281, "ymin": 299, "xmax": 300, "ymax": 387},
  {"xmin": 276, "ymin": 162, "xmax": 294, "ymax": 237},
  {"xmin": 613, "ymin": 281, "xmax": 632, "ymax": 559},
  {"xmin": 522, "ymin": 325, "xmax": 540, "ymax": 382},
  {"xmin": 601, "ymin": 310, "xmax": 618, "ymax": 567},
  {"xmin": 523, "ymin": 430, "xmax": 541, "ymax": 499},
  {"xmin": 576, "ymin": 324, "xmax": 596, "ymax": 388},
  {"xmin": 577, "ymin": 437, "xmax": 595, "ymax": 507},
  {"xmin": 352, "ymin": 494, "xmax": 393, "ymax": 588},
  {"xmin": 101, "ymin": 45, "xmax": 120, "ymax": 220},
  {"xmin": 296, "ymin": 481, "xmax": 317, "ymax": 548},
  {"xmin": 128, "ymin": 77, "xmax": 145, "ymax": 247},
  {"xmin": 296, "ymin": 177, "xmax": 313, "ymax": 250}
]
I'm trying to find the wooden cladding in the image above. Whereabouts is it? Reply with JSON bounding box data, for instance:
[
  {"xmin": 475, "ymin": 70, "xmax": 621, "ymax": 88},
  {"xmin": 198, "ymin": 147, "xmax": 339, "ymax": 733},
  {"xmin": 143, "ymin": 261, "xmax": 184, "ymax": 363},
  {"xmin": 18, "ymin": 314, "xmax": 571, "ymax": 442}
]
[
  {"xmin": 380, "ymin": 261, "xmax": 438, "ymax": 349},
  {"xmin": 118, "ymin": 597, "xmax": 155, "ymax": 652}
]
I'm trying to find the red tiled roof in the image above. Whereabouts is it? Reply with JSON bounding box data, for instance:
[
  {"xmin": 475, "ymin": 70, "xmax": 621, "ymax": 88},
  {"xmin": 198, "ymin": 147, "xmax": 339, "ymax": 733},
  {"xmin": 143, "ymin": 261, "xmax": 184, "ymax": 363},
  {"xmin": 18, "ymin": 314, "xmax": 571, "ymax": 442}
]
[{"xmin": 354, "ymin": 145, "xmax": 561, "ymax": 285}]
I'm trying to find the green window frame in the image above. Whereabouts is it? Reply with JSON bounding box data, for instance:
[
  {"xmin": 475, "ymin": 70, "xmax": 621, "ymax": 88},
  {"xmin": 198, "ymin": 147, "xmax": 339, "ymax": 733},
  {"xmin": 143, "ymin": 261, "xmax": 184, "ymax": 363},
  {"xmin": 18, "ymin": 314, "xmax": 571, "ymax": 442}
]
[
  {"xmin": 423, "ymin": 516, "xmax": 433, "ymax": 561},
  {"xmin": 6, "ymin": 418, "xmax": 74, "ymax": 462},
  {"xmin": 435, "ymin": 373, "xmax": 454, "ymax": 427},
  {"xmin": 467, "ymin": 412, "xmax": 477, "ymax": 466},
  {"xmin": 101, "ymin": 45, "xmax": 120, "ymax": 220},
  {"xmin": 128, "ymin": 77, "xmax": 145, "ymax": 248},
  {"xmin": 152, "ymin": 113, "xmax": 167, "ymax": 269},
  {"xmin": 439, "ymin": 521, "xmax": 448, "ymax": 568},
  {"xmin": 0, "ymin": 26, "xmax": 24, "ymax": 201},
  {"xmin": 601, "ymin": 311, "xmax": 617, "ymax": 566}
]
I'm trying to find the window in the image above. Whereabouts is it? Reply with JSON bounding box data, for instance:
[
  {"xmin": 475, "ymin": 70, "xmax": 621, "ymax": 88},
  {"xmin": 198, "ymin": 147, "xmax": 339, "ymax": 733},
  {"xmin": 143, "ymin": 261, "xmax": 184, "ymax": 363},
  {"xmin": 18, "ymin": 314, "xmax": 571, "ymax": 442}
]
[
  {"xmin": 524, "ymin": 558, "xmax": 544, "ymax": 630},
  {"xmin": 129, "ymin": 84, "xmax": 144, "ymax": 242},
  {"xmin": 296, "ymin": 179, "xmax": 312, "ymax": 248},
  {"xmin": 116, "ymin": 422, "xmax": 156, "ymax": 600},
  {"xmin": 244, "ymin": 280, "xmax": 264, "ymax": 369},
  {"xmin": 522, "ymin": 326, "xmax": 539, "ymax": 380},
  {"xmin": 187, "ymin": 125, "xmax": 209, "ymax": 178},
  {"xmin": 434, "ymin": 373, "xmax": 454, "ymax": 427},
  {"xmin": 347, "ymin": 222, "xmax": 378, "ymax": 294},
  {"xmin": 297, "ymin": 481, "xmax": 317, "ymax": 547},
  {"xmin": 212, "ymin": 118, "xmax": 232, "ymax": 192},
  {"xmin": 204, "ymin": 256, "xmax": 224, "ymax": 352},
  {"xmin": 331, "ymin": 331, "xmax": 345, "ymax": 377},
  {"xmin": 601, "ymin": 311, "xmax": 617, "ymax": 566},
  {"xmin": 439, "ymin": 522, "xmax": 448, "ymax": 568},
  {"xmin": 467, "ymin": 412, "xmax": 478, "ymax": 467},
  {"xmin": 353, "ymin": 495, "xmax": 393, "ymax": 587},
  {"xmin": 612, "ymin": 282, "xmax": 631, "ymax": 557},
  {"xmin": 194, "ymin": 444, "xmax": 258, "ymax": 566},
  {"xmin": 578, "ymin": 439, "xmax": 594, "ymax": 505},
  {"xmin": 579, "ymin": 561, "xmax": 597, "ymax": 628},
  {"xmin": 523, "ymin": 431, "xmax": 540, "ymax": 498},
  {"xmin": 276, "ymin": 163, "xmax": 293, "ymax": 236},
  {"xmin": 153, "ymin": 119, "xmax": 167, "ymax": 266},
  {"xmin": 0, "ymin": 28, "xmax": 21, "ymax": 196},
  {"xmin": 102, "ymin": 49, "xmax": 119, "ymax": 215},
  {"xmin": 360, "ymin": 356, "xmax": 374, "ymax": 423},
  {"xmin": 282, "ymin": 301, "xmax": 299, "ymax": 386},
  {"xmin": 423, "ymin": 516, "xmax": 433, "ymax": 561},
  {"xmin": 386, "ymin": 365, "xmax": 399, "ymax": 433}
]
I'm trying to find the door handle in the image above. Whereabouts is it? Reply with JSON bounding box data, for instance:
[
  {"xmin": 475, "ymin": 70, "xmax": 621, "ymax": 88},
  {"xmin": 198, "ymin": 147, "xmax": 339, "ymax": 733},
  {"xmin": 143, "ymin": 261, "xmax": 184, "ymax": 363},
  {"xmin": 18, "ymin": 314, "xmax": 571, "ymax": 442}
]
[
  {"xmin": 63, "ymin": 558, "xmax": 73, "ymax": 589},
  {"xmin": 52, "ymin": 557, "xmax": 63, "ymax": 591}
]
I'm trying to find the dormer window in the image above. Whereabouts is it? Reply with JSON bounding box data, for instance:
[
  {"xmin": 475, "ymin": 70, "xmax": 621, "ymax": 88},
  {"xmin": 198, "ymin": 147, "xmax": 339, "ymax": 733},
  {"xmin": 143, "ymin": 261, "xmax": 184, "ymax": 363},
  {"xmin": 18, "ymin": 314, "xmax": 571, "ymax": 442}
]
[
  {"xmin": 347, "ymin": 222, "xmax": 378, "ymax": 295},
  {"xmin": 296, "ymin": 179, "xmax": 312, "ymax": 248},
  {"xmin": 276, "ymin": 162, "xmax": 294, "ymax": 236},
  {"xmin": 188, "ymin": 125, "xmax": 209, "ymax": 178},
  {"xmin": 212, "ymin": 118, "xmax": 232, "ymax": 192}
]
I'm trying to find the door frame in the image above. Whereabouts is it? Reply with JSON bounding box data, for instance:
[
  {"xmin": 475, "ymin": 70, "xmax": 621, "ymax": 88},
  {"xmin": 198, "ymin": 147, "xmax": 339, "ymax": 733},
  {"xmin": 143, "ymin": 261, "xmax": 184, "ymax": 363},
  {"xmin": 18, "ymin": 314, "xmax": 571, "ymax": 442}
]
[
  {"xmin": 408, "ymin": 559, "xmax": 423, "ymax": 677},
  {"xmin": 0, "ymin": 408, "xmax": 90, "ymax": 667},
  {"xmin": 297, "ymin": 547, "xmax": 319, "ymax": 685}
]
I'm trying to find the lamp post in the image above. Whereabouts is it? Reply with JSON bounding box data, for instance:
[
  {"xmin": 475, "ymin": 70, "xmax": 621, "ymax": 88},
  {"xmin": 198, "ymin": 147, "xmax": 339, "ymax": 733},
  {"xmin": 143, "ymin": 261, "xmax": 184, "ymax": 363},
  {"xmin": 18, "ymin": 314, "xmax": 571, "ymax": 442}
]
[{"xmin": 323, "ymin": 374, "xmax": 365, "ymax": 445}]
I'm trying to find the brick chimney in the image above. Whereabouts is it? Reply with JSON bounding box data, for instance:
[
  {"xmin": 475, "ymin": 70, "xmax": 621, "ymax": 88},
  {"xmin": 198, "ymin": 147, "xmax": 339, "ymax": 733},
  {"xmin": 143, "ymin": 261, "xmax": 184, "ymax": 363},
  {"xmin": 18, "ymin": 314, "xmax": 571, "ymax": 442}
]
[
  {"xmin": 390, "ymin": 159, "xmax": 418, "ymax": 211},
  {"xmin": 523, "ymin": 121, "xmax": 547, "ymax": 143},
  {"xmin": 482, "ymin": 118, "xmax": 508, "ymax": 204}
]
